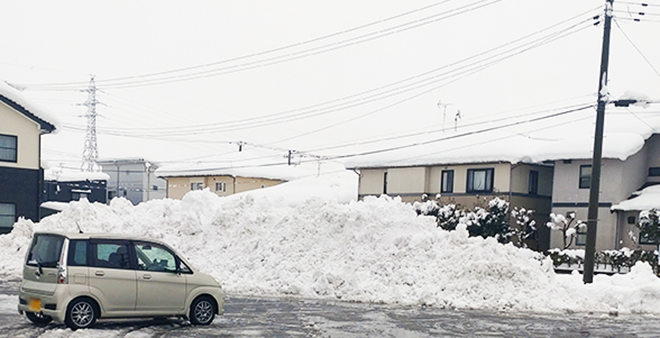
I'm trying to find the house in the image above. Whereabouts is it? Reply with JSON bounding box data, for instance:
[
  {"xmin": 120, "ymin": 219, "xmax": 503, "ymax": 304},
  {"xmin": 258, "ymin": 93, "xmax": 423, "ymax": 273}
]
[
  {"xmin": 0, "ymin": 82, "xmax": 58, "ymax": 233},
  {"xmin": 346, "ymin": 109, "xmax": 660, "ymax": 252},
  {"xmin": 544, "ymin": 133, "xmax": 660, "ymax": 252},
  {"xmin": 346, "ymin": 135, "xmax": 554, "ymax": 250},
  {"xmin": 156, "ymin": 162, "xmax": 312, "ymax": 200},
  {"xmin": 41, "ymin": 170, "xmax": 109, "ymax": 218},
  {"xmin": 97, "ymin": 158, "xmax": 166, "ymax": 205}
]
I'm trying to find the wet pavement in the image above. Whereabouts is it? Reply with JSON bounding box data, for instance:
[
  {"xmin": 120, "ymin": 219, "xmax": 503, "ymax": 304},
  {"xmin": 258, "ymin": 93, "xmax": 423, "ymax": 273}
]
[{"xmin": 2, "ymin": 275, "xmax": 660, "ymax": 337}]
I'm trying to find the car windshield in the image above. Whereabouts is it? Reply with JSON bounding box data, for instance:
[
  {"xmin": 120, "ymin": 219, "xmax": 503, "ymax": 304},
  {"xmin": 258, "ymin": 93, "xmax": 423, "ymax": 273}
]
[{"xmin": 27, "ymin": 234, "xmax": 65, "ymax": 268}]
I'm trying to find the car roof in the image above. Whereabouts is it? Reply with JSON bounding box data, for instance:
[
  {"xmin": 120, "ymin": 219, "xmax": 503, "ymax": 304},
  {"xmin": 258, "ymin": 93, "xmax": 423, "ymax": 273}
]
[{"xmin": 33, "ymin": 231, "xmax": 169, "ymax": 245}]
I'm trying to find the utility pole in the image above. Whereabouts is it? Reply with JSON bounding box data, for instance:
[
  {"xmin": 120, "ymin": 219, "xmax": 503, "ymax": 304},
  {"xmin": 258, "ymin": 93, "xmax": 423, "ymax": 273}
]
[
  {"xmin": 584, "ymin": 0, "xmax": 614, "ymax": 284},
  {"xmin": 81, "ymin": 76, "xmax": 100, "ymax": 172},
  {"xmin": 437, "ymin": 100, "xmax": 453, "ymax": 132}
]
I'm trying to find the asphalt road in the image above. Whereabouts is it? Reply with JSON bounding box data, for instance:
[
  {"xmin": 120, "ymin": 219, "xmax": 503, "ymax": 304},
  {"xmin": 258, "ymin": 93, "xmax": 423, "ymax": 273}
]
[{"xmin": 2, "ymin": 276, "xmax": 660, "ymax": 337}]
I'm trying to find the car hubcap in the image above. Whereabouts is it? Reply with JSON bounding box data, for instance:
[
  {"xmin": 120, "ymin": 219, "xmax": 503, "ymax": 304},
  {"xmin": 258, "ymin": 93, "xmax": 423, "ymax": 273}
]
[
  {"xmin": 71, "ymin": 302, "xmax": 93, "ymax": 327},
  {"xmin": 195, "ymin": 300, "xmax": 213, "ymax": 323}
]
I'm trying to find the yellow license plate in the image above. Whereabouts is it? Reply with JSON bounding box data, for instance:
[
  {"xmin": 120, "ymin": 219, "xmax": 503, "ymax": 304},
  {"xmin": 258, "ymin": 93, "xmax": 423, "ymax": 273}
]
[{"xmin": 29, "ymin": 299, "xmax": 41, "ymax": 311}]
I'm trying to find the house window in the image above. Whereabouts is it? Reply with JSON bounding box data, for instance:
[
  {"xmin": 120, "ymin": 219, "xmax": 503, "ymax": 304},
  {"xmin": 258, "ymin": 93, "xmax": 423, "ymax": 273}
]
[
  {"xmin": 215, "ymin": 182, "xmax": 226, "ymax": 192},
  {"xmin": 441, "ymin": 170, "xmax": 454, "ymax": 193},
  {"xmin": 627, "ymin": 216, "xmax": 636, "ymax": 225},
  {"xmin": 579, "ymin": 165, "xmax": 591, "ymax": 189},
  {"xmin": 576, "ymin": 224, "xmax": 587, "ymax": 246},
  {"xmin": 467, "ymin": 168, "xmax": 494, "ymax": 193},
  {"xmin": 190, "ymin": 182, "xmax": 204, "ymax": 191},
  {"xmin": 640, "ymin": 232, "xmax": 655, "ymax": 245},
  {"xmin": 383, "ymin": 172, "xmax": 388, "ymax": 194},
  {"xmin": 0, "ymin": 203, "xmax": 16, "ymax": 228},
  {"xmin": 649, "ymin": 167, "xmax": 660, "ymax": 177},
  {"xmin": 0, "ymin": 134, "xmax": 17, "ymax": 162},
  {"xmin": 529, "ymin": 170, "xmax": 539, "ymax": 195}
]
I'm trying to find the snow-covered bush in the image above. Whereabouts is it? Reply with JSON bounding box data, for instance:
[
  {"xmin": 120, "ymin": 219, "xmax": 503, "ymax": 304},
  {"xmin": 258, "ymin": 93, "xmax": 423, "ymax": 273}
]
[
  {"xmin": 546, "ymin": 212, "xmax": 585, "ymax": 250},
  {"xmin": 415, "ymin": 197, "xmax": 527, "ymax": 246}
]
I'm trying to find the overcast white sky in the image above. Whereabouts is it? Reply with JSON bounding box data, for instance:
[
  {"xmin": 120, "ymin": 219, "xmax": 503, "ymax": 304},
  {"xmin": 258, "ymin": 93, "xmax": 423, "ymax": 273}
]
[{"xmin": 1, "ymin": 0, "xmax": 659, "ymax": 172}]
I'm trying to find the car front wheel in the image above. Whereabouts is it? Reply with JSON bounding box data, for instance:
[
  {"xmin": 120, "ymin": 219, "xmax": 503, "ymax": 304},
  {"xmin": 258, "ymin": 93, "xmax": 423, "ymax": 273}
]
[
  {"xmin": 65, "ymin": 298, "xmax": 98, "ymax": 330},
  {"xmin": 26, "ymin": 311, "xmax": 53, "ymax": 326},
  {"xmin": 190, "ymin": 296, "xmax": 215, "ymax": 325}
]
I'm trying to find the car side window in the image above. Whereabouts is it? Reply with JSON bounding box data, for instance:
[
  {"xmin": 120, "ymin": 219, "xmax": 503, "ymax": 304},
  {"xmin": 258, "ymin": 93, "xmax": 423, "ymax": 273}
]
[
  {"xmin": 134, "ymin": 242, "xmax": 177, "ymax": 272},
  {"xmin": 92, "ymin": 242, "xmax": 131, "ymax": 269},
  {"xmin": 68, "ymin": 240, "xmax": 88, "ymax": 266}
]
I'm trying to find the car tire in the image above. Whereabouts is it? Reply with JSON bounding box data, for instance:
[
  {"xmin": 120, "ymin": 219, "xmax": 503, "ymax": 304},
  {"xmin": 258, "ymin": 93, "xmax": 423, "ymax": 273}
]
[
  {"xmin": 65, "ymin": 298, "xmax": 98, "ymax": 330},
  {"xmin": 190, "ymin": 296, "xmax": 215, "ymax": 325},
  {"xmin": 26, "ymin": 311, "xmax": 53, "ymax": 326}
]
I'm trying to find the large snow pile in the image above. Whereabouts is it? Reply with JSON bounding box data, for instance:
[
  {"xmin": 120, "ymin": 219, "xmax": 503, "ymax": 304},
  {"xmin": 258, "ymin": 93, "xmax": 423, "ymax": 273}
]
[{"xmin": 2, "ymin": 193, "xmax": 660, "ymax": 314}]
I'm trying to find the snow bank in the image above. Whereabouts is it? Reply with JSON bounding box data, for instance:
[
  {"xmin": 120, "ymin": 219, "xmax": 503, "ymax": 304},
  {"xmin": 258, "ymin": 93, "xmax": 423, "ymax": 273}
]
[{"xmin": 3, "ymin": 193, "xmax": 660, "ymax": 314}]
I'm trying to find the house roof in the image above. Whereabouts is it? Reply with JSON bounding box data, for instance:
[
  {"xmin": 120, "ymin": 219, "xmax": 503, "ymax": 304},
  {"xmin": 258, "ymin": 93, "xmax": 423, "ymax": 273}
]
[
  {"xmin": 155, "ymin": 161, "xmax": 315, "ymax": 182},
  {"xmin": 0, "ymin": 81, "xmax": 59, "ymax": 133},
  {"xmin": 344, "ymin": 110, "xmax": 659, "ymax": 169},
  {"xmin": 611, "ymin": 185, "xmax": 660, "ymax": 212}
]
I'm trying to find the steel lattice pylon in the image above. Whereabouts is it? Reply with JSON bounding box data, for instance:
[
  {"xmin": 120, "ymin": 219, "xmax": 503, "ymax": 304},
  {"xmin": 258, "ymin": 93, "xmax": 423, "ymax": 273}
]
[{"xmin": 81, "ymin": 76, "xmax": 99, "ymax": 172}]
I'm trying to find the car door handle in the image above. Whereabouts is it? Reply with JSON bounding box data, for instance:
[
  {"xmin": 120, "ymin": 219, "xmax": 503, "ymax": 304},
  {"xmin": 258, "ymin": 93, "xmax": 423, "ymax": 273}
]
[
  {"xmin": 95, "ymin": 271, "xmax": 105, "ymax": 276},
  {"xmin": 142, "ymin": 274, "xmax": 152, "ymax": 280}
]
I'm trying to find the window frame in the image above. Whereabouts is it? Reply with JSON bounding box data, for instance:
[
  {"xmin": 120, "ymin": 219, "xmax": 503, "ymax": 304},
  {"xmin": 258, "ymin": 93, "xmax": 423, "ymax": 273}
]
[
  {"xmin": 0, "ymin": 203, "xmax": 16, "ymax": 229},
  {"xmin": 90, "ymin": 240, "xmax": 135, "ymax": 270},
  {"xmin": 639, "ymin": 232, "xmax": 655, "ymax": 245},
  {"xmin": 649, "ymin": 167, "xmax": 660, "ymax": 177},
  {"xmin": 528, "ymin": 170, "xmax": 539, "ymax": 195},
  {"xmin": 579, "ymin": 165, "xmax": 592, "ymax": 189},
  {"xmin": 190, "ymin": 182, "xmax": 204, "ymax": 191},
  {"xmin": 441, "ymin": 170, "xmax": 454, "ymax": 193},
  {"xmin": 576, "ymin": 225, "xmax": 587, "ymax": 246},
  {"xmin": 466, "ymin": 168, "xmax": 494, "ymax": 193},
  {"xmin": 215, "ymin": 182, "xmax": 227, "ymax": 192},
  {"xmin": 0, "ymin": 134, "xmax": 18, "ymax": 163}
]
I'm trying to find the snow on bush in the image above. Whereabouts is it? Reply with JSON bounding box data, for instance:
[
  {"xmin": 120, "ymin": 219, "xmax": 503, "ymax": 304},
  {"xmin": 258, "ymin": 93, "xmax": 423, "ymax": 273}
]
[{"xmin": 3, "ymin": 192, "xmax": 660, "ymax": 314}]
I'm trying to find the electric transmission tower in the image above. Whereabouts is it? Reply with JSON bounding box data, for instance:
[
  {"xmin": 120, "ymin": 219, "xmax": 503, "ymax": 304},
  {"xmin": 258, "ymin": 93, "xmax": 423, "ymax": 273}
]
[{"xmin": 81, "ymin": 76, "xmax": 100, "ymax": 172}]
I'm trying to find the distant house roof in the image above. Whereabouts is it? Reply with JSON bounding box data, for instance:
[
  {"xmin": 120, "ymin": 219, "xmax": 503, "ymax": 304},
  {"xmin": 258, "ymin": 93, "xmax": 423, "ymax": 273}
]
[
  {"xmin": 44, "ymin": 170, "xmax": 110, "ymax": 182},
  {"xmin": 0, "ymin": 81, "xmax": 59, "ymax": 133},
  {"xmin": 156, "ymin": 162, "xmax": 314, "ymax": 182}
]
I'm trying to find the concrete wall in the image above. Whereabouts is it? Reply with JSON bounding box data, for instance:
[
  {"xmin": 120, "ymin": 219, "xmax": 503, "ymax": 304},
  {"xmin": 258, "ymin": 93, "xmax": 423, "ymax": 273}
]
[{"xmin": 0, "ymin": 101, "xmax": 41, "ymax": 170}]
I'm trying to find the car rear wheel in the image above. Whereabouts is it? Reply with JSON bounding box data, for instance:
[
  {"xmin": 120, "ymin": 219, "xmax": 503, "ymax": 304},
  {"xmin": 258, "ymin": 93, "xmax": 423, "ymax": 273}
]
[
  {"xmin": 65, "ymin": 298, "xmax": 98, "ymax": 330},
  {"xmin": 190, "ymin": 296, "xmax": 215, "ymax": 325},
  {"xmin": 26, "ymin": 311, "xmax": 53, "ymax": 326}
]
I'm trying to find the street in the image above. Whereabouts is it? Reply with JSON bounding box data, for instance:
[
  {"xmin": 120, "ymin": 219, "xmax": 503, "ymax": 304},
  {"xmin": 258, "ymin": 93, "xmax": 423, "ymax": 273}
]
[{"xmin": 2, "ymin": 276, "xmax": 660, "ymax": 337}]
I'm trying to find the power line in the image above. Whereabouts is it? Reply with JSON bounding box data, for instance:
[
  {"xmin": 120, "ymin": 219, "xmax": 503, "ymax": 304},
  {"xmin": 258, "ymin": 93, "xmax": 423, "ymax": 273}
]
[
  {"xmin": 57, "ymin": 12, "xmax": 599, "ymax": 140},
  {"xmin": 16, "ymin": 0, "xmax": 500, "ymax": 91},
  {"xmin": 613, "ymin": 18, "xmax": 660, "ymax": 80}
]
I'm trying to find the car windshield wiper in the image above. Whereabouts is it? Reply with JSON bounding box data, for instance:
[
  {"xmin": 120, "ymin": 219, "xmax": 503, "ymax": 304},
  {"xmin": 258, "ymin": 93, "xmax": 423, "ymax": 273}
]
[{"xmin": 33, "ymin": 252, "xmax": 44, "ymax": 276}]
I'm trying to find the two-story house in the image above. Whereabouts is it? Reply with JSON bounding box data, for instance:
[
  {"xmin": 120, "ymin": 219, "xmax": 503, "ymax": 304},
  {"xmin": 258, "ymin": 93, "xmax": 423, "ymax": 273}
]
[
  {"xmin": 0, "ymin": 82, "xmax": 58, "ymax": 233},
  {"xmin": 156, "ymin": 162, "xmax": 313, "ymax": 200},
  {"xmin": 543, "ymin": 133, "xmax": 660, "ymax": 251},
  {"xmin": 346, "ymin": 135, "xmax": 554, "ymax": 250},
  {"xmin": 98, "ymin": 158, "xmax": 167, "ymax": 205}
]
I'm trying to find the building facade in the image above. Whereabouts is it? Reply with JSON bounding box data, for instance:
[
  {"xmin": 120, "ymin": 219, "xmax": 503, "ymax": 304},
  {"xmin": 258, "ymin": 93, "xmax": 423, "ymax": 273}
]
[
  {"xmin": 356, "ymin": 161, "xmax": 554, "ymax": 250},
  {"xmin": 0, "ymin": 89, "xmax": 57, "ymax": 233},
  {"xmin": 163, "ymin": 175, "xmax": 285, "ymax": 200},
  {"xmin": 98, "ymin": 159, "xmax": 166, "ymax": 205}
]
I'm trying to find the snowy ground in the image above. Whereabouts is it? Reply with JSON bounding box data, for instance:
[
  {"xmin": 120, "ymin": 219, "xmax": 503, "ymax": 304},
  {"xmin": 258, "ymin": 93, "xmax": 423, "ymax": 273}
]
[{"xmin": 2, "ymin": 171, "xmax": 660, "ymax": 315}]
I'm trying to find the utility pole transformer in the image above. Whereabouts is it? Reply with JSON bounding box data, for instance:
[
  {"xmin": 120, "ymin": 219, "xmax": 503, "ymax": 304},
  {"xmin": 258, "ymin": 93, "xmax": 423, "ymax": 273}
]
[
  {"xmin": 584, "ymin": 0, "xmax": 614, "ymax": 284},
  {"xmin": 81, "ymin": 76, "xmax": 100, "ymax": 172}
]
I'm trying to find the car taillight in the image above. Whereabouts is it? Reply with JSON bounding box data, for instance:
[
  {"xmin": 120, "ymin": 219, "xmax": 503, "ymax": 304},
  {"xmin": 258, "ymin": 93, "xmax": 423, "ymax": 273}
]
[{"xmin": 57, "ymin": 265, "xmax": 67, "ymax": 284}]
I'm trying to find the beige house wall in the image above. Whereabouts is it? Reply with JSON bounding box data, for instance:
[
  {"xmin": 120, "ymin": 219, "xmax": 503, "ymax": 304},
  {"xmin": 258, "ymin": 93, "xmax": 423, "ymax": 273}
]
[
  {"xmin": 165, "ymin": 175, "xmax": 284, "ymax": 200},
  {"xmin": 0, "ymin": 101, "xmax": 41, "ymax": 170}
]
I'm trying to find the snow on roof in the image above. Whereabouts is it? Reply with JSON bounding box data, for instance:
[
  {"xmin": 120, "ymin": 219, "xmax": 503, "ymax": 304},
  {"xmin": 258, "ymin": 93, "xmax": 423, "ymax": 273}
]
[
  {"xmin": 44, "ymin": 169, "xmax": 110, "ymax": 182},
  {"xmin": 346, "ymin": 111, "xmax": 658, "ymax": 169},
  {"xmin": 611, "ymin": 185, "xmax": 660, "ymax": 211},
  {"xmin": 156, "ymin": 161, "xmax": 315, "ymax": 181},
  {"xmin": 0, "ymin": 80, "xmax": 60, "ymax": 133},
  {"xmin": 530, "ymin": 133, "xmax": 646, "ymax": 162}
]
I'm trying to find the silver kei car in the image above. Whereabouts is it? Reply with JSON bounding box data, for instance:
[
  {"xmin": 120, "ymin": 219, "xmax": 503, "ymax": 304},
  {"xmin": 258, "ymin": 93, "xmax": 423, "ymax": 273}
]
[{"xmin": 18, "ymin": 231, "xmax": 224, "ymax": 330}]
